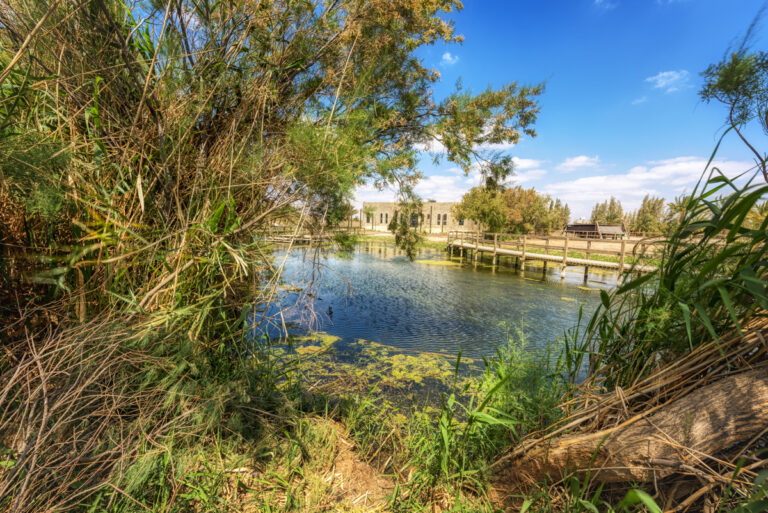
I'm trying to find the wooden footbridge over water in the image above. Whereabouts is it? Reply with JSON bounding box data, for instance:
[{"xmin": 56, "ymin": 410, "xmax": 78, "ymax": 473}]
[
  {"xmin": 446, "ymin": 231, "xmax": 658, "ymax": 275},
  {"xmin": 262, "ymin": 227, "xmax": 362, "ymax": 244}
]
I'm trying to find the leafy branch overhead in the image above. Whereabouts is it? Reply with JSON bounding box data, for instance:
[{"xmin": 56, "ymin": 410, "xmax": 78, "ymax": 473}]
[{"xmin": 701, "ymin": 45, "xmax": 768, "ymax": 181}]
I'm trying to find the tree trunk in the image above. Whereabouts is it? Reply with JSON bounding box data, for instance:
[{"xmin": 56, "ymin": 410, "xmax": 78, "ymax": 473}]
[{"xmin": 508, "ymin": 366, "xmax": 768, "ymax": 483}]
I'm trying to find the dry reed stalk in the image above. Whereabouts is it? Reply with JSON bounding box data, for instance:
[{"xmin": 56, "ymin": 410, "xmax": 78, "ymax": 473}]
[
  {"xmin": 0, "ymin": 312, "xmax": 211, "ymax": 513},
  {"xmin": 492, "ymin": 317, "xmax": 768, "ymax": 510}
]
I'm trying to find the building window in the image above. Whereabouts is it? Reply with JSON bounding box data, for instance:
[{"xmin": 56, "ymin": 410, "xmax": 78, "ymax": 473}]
[
  {"xmin": 385, "ymin": 213, "xmax": 389, "ymax": 223},
  {"xmin": 458, "ymin": 218, "xmax": 464, "ymax": 226},
  {"xmin": 443, "ymin": 213, "xmax": 448, "ymax": 225},
  {"xmin": 366, "ymin": 214, "xmax": 371, "ymax": 223},
  {"xmin": 410, "ymin": 214, "xmax": 419, "ymax": 227},
  {"xmin": 380, "ymin": 213, "xmax": 383, "ymax": 224}
]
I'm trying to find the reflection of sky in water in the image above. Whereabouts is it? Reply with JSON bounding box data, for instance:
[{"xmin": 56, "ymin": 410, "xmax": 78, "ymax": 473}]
[{"xmin": 258, "ymin": 242, "xmax": 611, "ymax": 359}]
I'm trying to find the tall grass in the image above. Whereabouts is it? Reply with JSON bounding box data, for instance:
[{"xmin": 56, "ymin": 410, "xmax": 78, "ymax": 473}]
[
  {"xmin": 565, "ymin": 164, "xmax": 768, "ymax": 390},
  {"xmin": 0, "ymin": 1, "xmax": 474, "ymax": 510}
]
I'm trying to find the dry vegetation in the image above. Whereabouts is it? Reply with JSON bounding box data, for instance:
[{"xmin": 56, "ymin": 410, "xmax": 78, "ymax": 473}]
[{"xmin": 1, "ymin": 1, "xmax": 767, "ymax": 512}]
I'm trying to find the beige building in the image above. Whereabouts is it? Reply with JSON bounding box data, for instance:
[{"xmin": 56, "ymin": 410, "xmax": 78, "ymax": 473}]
[{"xmin": 360, "ymin": 201, "xmax": 479, "ymax": 233}]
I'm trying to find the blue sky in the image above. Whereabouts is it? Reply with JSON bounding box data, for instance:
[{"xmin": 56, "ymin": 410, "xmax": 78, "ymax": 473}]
[{"xmin": 355, "ymin": 0, "xmax": 768, "ymax": 219}]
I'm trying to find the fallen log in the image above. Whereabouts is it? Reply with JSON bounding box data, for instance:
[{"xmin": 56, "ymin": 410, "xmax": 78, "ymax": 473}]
[{"xmin": 505, "ymin": 365, "xmax": 768, "ymax": 484}]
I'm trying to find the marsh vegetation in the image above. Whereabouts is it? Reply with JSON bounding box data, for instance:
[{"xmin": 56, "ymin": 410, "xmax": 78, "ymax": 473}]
[{"xmin": 1, "ymin": 1, "xmax": 767, "ymax": 512}]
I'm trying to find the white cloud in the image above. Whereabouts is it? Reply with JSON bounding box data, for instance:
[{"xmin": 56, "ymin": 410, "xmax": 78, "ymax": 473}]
[
  {"xmin": 645, "ymin": 70, "xmax": 689, "ymax": 93},
  {"xmin": 543, "ymin": 156, "xmax": 752, "ymax": 218},
  {"xmin": 353, "ymin": 183, "xmax": 397, "ymax": 209},
  {"xmin": 353, "ymin": 161, "xmax": 549, "ymax": 210},
  {"xmin": 631, "ymin": 96, "xmax": 648, "ymax": 105},
  {"xmin": 557, "ymin": 155, "xmax": 600, "ymax": 172},
  {"xmin": 415, "ymin": 173, "xmax": 479, "ymax": 201},
  {"xmin": 512, "ymin": 157, "xmax": 545, "ymax": 170},
  {"xmin": 441, "ymin": 52, "xmax": 459, "ymax": 66},
  {"xmin": 355, "ymin": 155, "xmax": 755, "ymax": 221},
  {"xmin": 353, "ymin": 173, "xmax": 476, "ymax": 210},
  {"xmin": 513, "ymin": 169, "xmax": 547, "ymax": 184}
]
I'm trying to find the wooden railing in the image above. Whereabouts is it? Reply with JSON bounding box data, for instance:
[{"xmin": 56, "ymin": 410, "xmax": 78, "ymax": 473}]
[
  {"xmin": 446, "ymin": 231, "xmax": 663, "ymax": 273},
  {"xmin": 267, "ymin": 225, "xmax": 363, "ymax": 236}
]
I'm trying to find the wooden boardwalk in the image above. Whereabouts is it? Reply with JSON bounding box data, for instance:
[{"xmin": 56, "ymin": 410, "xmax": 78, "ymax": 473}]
[
  {"xmin": 263, "ymin": 233, "xmax": 333, "ymax": 244},
  {"xmin": 263, "ymin": 227, "xmax": 362, "ymax": 244},
  {"xmin": 447, "ymin": 232, "xmax": 657, "ymax": 274}
]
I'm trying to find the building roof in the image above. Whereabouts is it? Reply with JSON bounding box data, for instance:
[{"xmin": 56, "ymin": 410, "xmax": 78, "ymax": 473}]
[
  {"xmin": 598, "ymin": 224, "xmax": 626, "ymax": 235},
  {"xmin": 566, "ymin": 223, "xmax": 600, "ymax": 232},
  {"xmin": 566, "ymin": 223, "xmax": 626, "ymax": 235}
]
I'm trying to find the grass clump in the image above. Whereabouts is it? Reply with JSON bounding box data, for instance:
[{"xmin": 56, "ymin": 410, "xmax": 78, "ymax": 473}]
[{"xmin": 0, "ymin": 0, "xmax": 543, "ymax": 510}]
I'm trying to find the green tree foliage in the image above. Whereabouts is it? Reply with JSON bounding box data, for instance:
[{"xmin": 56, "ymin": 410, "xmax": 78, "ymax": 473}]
[
  {"xmin": 632, "ymin": 195, "xmax": 667, "ymax": 234},
  {"xmin": 389, "ymin": 197, "xmax": 424, "ymax": 259},
  {"xmin": 0, "ymin": 1, "xmax": 545, "ymax": 509},
  {"xmin": 503, "ymin": 186, "xmax": 553, "ymax": 233},
  {"xmin": 452, "ymin": 185, "xmax": 569, "ymax": 234},
  {"xmin": 363, "ymin": 205, "xmax": 378, "ymax": 230},
  {"xmin": 477, "ymin": 153, "xmax": 515, "ymax": 191},
  {"xmin": 503, "ymin": 186, "xmax": 570, "ymax": 234},
  {"xmin": 548, "ymin": 198, "xmax": 571, "ymax": 233},
  {"xmin": 700, "ymin": 26, "xmax": 768, "ymax": 182},
  {"xmin": 431, "ymin": 84, "xmax": 543, "ymax": 175},
  {"xmin": 590, "ymin": 196, "xmax": 624, "ymax": 224},
  {"xmin": 663, "ymin": 194, "xmax": 691, "ymax": 234},
  {"xmin": 452, "ymin": 187, "xmax": 507, "ymax": 232}
]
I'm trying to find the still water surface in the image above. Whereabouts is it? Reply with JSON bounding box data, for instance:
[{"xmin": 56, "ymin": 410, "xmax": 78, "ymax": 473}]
[{"xmin": 270, "ymin": 242, "xmax": 612, "ymax": 359}]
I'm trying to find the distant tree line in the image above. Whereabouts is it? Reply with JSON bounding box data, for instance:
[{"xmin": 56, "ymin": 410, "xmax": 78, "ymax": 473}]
[
  {"xmin": 453, "ymin": 184, "xmax": 570, "ymax": 234},
  {"xmin": 455, "ymin": 185, "xmax": 765, "ymax": 237},
  {"xmin": 591, "ymin": 194, "xmax": 767, "ymax": 235}
]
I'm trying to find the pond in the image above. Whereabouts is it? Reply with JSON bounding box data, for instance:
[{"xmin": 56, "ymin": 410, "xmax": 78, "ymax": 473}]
[{"xmin": 262, "ymin": 241, "xmax": 611, "ymax": 360}]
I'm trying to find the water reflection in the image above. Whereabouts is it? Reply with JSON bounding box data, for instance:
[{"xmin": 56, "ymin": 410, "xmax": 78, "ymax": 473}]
[{"xmin": 267, "ymin": 242, "xmax": 610, "ymax": 359}]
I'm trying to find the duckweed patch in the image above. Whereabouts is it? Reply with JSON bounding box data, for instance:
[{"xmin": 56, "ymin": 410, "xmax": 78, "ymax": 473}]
[
  {"xmin": 415, "ymin": 259, "xmax": 463, "ymax": 267},
  {"xmin": 286, "ymin": 337, "xmax": 480, "ymax": 409},
  {"xmin": 289, "ymin": 331, "xmax": 341, "ymax": 355}
]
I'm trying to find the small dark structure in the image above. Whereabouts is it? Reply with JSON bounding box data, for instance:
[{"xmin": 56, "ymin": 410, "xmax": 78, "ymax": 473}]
[{"xmin": 565, "ymin": 222, "xmax": 626, "ymax": 240}]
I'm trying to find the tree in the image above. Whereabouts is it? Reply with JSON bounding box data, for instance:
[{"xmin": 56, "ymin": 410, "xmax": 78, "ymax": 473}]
[
  {"xmin": 591, "ymin": 197, "xmax": 624, "ymax": 224},
  {"xmin": 502, "ymin": 186, "xmax": 543, "ymax": 233},
  {"xmin": 701, "ymin": 44, "xmax": 768, "ymax": 182},
  {"xmin": 388, "ymin": 197, "xmax": 424, "ymax": 259},
  {"xmin": 0, "ymin": 2, "xmax": 548, "ymax": 507},
  {"xmin": 623, "ymin": 210, "xmax": 637, "ymax": 233},
  {"xmin": 452, "ymin": 187, "xmax": 507, "ymax": 232},
  {"xmin": 363, "ymin": 205, "xmax": 377, "ymax": 230},
  {"xmin": 663, "ymin": 194, "xmax": 691, "ymax": 235},
  {"xmin": 633, "ymin": 195, "xmax": 667, "ymax": 234},
  {"xmin": 500, "ymin": 186, "xmax": 568, "ymax": 234},
  {"xmin": 547, "ymin": 198, "xmax": 571, "ymax": 233}
]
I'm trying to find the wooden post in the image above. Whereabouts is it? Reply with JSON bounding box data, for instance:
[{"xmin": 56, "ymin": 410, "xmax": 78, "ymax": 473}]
[
  {"xmin": 619, "ymin": 239, "xmax": 626, "ymax": 274},
  {"xmin": 449, "ymin": 231, "xmax": 453, "ymax": 257},
  {"xmin": 474, "ymin": 232, "xmax": 480, "ymax": 262},
  {"xmin": 521, "ymin": 235, "xmax": 527, "ymax": 270},
  {"xmin": 460, "ymin": 232, "xmax": 464, "ymax": 259},
  {"xmin": 561, "ymin": 233, "xmax": 569, "ymax": 277},
  {"xmin": 584, "ymin": 239, "xmax": 591, "ymax": 279},
  {"xmin": 493, "ymin": 233, "xmax": 498, "ymax": 265},
  {"xmin": 545, "ymin": 237, "xmax": 550, "ymax": 255}
]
